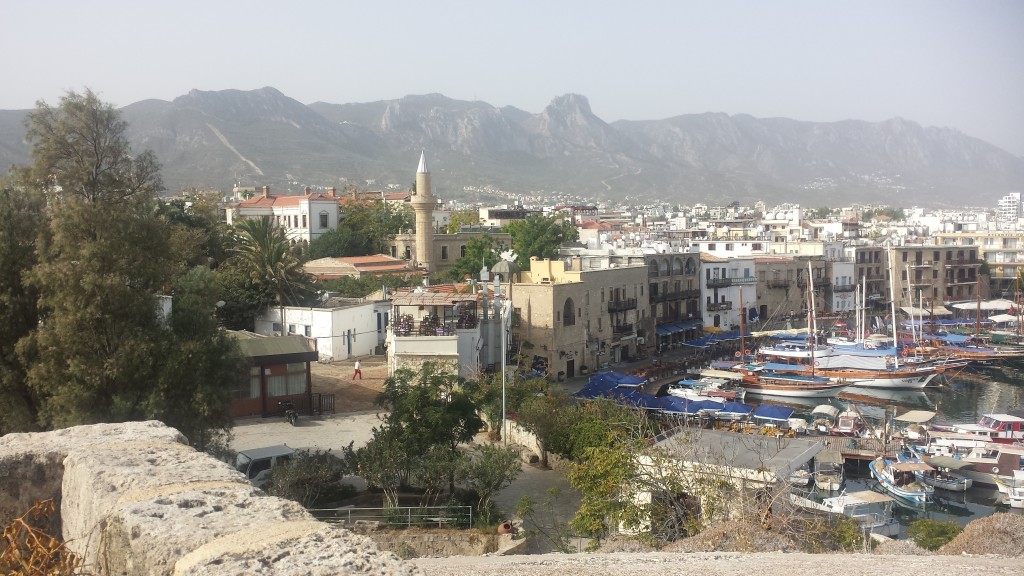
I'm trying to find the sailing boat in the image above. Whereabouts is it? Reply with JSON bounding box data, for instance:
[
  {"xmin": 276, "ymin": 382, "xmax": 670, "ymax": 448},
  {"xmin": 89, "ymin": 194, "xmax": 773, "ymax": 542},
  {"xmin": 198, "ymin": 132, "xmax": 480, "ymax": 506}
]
[{"xmin": 737, "ymin": 269, "xmax": 848, "ymax": 398}]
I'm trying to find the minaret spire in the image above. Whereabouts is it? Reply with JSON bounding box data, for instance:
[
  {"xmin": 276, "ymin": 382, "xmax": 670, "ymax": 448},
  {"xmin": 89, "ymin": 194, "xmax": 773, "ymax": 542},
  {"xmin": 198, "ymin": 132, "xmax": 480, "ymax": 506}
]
[
  {"xmin": 411, "ymin": 151, "xmax": 437, "ymax": 276},
  {"xmin": 417, "ymin": 149, "xmax": 429, "ymax": 174}
]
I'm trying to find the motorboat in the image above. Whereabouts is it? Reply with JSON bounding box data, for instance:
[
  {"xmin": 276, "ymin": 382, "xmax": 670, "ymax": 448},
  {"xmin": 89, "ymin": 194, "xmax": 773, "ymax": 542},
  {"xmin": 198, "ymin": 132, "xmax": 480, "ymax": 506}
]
[
  {"xmin": 813, "ymin": 449, "xmax": 845, "ymax": 492},
  {"xmin": 789, "ymin": 490, "xmax": 900, "ymax": 537}
]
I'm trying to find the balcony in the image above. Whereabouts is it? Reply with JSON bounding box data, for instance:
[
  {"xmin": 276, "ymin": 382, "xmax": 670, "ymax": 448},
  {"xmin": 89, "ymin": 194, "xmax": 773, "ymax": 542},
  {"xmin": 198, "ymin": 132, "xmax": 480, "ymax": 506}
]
[
  {"xmin": 612, "ymin": 323, "xmax": 634, "ymax": 336},
  {"xmin": 731, "ymin": 275, "xmax": 758, "ymax": 285},
  {"xmin": 832, "ymin": 283, "xmax": 856, "ymax": 292},
  {"xmin": 608, "ymin": 298, "xmax": 638, "ymax": 313},
  {"xmin": 707, "ymin": 277, "xmax": 732, "ymax": 288},
  {"xmin": 707, "ymin": 301, "xmax": 733, "ymax": 312},
  {"xmin": 767, "ymin": 279, "xmax": 790, "ymax": 289},
  {"xmin": 947, "ymin": 276, "xmax": 978, "ymax": 286},
  {"xmin": 796, "ymin": 278, "xmax": 829, "ymax": 290},
  {"xmin": 909, "ymin": 260, "xmax": 933, "ymax": 268},
  {"xmin": 681, "ymin": 288, "xmax": 701, "ymax": 299}
]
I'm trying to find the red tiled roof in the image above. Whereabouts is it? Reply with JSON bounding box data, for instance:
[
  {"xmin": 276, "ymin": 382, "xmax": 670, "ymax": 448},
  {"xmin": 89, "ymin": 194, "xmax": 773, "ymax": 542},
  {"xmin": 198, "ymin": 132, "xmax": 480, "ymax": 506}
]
[{"xmin": 238, "ymin": 193, "xmax": 335, "ymax": 207}]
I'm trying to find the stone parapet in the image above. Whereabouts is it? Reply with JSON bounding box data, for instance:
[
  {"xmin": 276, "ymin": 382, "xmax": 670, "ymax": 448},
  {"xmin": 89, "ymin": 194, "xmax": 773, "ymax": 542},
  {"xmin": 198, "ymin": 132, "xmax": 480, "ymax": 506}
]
[{"xmin": 0, "ymin": 421, "xmax": 420, "ymax": 576}]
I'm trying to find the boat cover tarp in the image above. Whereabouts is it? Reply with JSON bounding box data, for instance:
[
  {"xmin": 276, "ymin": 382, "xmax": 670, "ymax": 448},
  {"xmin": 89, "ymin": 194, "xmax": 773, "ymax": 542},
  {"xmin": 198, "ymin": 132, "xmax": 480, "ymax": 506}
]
[
  {"xmin": 895, "ymin": 410, "xmax": 937, "ymax": 423},
  {"xmin": 591, "ymin": 371, "xmax": 646, "ymax": 386},
  {"xmin": 700, "ymin": 368, "xmax": 743, "ymax": 380},
  {"xmin": 753, "ymin": 404, "xmax": 796, "ymax": 421},
  {"xmin": 900, "ymin": 305, "xmax": 952, "ymax": 317},
  {"xmin": 988, "ymin": 314, "xmax": 1017, "ymax": 324},
  {"xmin": 662, "ymin": 398, "xmax": 721, "ymax": 415},
  {"xmin": 891, "ymin": 461, "xmax": 935, "ymax": 473},
  {"xmin": 924, "ymin": 455, "xmax": 975, "ymax": 470}
]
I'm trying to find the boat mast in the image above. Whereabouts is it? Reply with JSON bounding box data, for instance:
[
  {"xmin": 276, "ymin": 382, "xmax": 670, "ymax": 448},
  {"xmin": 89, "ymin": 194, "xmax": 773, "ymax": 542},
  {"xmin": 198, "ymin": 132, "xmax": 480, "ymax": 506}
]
[
  {"xmin": 807, "ymin": 262, "xmax": 817, "ymax": 375},
  {"xmin": 906, "ymin": 263, "xmax": 916, "ymax": 349},
  {"xmin": 975, "ymin": 274, "xmax": 981, "ymax": 341},
  {"xmin": 739, "ymin": 286, "xmax": 746, "ymax": 362},
  {"xmin": 887, "ymin": 245, "xmax": 899, "ymax": 369}
]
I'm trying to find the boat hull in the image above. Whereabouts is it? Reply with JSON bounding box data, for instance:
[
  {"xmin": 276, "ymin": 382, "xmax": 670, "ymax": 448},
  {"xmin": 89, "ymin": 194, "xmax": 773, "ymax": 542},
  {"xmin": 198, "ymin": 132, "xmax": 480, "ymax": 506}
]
[{"xmin": 868, "ymin": 457, "xmax": 933, "ymax": 504}]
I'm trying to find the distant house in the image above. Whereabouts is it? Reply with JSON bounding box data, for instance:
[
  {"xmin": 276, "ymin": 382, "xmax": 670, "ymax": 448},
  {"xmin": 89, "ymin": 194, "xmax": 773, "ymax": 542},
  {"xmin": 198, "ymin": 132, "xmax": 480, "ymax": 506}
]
[
  {"xmin": 225, "ymin": 186, "xmax": 340, "ymax": 246},
  {"xmin": 253, "ymin": 298, "xmax": 381, "ymax": 360},
  {"xmin": 229, "ymin": 331, "xmax": 318, "ymax": 418}
]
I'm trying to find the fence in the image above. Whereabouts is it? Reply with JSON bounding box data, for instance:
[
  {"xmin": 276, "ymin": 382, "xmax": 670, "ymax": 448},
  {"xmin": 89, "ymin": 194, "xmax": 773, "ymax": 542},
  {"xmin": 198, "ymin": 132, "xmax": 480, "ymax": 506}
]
[
  {"xmin": 307, "ymin": 505, "xmax": 473, "ymax": 529},
  {"xmin": 311, "ymin": 392, "xmax": 335, "ymax": 415}
]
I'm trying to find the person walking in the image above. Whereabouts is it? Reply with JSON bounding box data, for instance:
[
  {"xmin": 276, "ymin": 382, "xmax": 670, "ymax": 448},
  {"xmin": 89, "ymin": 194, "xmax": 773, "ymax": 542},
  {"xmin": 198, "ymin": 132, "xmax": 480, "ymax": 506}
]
[{"xmin": 352, "ymin": 359, "xmax": 362, "ymax": 380}]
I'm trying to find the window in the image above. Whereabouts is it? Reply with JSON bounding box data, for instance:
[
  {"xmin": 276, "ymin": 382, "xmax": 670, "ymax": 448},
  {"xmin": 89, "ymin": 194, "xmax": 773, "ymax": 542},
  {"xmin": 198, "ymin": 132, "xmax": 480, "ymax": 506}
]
[
  {"xmin": 460, "ymin": 245, "xmax": 467, "ymax": 257},
  {"xmin": 304, "ymin": 325, "xmax": 311, "ymax": 337},
  {"xmin": 302, "ymin": 214, "xmax": 307, "ymax": 228},
  {"xmin": 288, "ymin": 324, "xmax": 296, "ymax": 334},
  {"xmin": 319, "ymin": 211, "xmax": 329, "ymax": 229},
  {"xmin": 441, "ymin": 246, "xmax": 449, "ymax": 260},
  {"xmin": 234, "ymin": 366, "xmax": 262, "ymax": 401}
]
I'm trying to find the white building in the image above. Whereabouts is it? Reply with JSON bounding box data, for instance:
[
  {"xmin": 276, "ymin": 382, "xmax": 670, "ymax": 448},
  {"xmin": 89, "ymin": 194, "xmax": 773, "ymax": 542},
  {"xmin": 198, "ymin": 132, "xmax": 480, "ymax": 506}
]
[
  {"xmin": 830, "ymin": 259, "xmax": 857, "ymax": 313},
  {"xmin": 254, "ymin": 298, "xmax": 379, "ymax": 361},
  {"xmin": 701, "ymin": 254, "xmax": 757, "ymax": 330},
  {"xmin": 226, "ymin": 186, "xmax": 341, "ymax": 245},
  {"xmin": 997, "ymin": 192, "xmax": 1021, "ymax": 224}
]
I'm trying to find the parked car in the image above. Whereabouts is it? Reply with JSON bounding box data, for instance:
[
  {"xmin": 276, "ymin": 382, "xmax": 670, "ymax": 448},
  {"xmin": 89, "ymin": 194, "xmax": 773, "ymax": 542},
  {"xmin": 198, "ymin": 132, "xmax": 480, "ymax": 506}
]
[{"xmin": 234, "ymin": 444, "xmax": 295, "ymax": 488}]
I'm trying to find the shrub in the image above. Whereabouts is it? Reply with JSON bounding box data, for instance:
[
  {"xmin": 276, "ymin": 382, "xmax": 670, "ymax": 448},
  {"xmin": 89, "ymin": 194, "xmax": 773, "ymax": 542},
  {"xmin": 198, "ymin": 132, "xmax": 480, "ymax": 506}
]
[{"xmin": 907, "ymin": 519, "xmax": 962, "ymax": 551}]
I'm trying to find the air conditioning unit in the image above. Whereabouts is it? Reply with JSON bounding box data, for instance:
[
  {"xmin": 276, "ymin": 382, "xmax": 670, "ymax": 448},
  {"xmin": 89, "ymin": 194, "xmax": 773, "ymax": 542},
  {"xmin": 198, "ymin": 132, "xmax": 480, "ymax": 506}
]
[{"xmin": 636, "ymin": 337, "xmax": 646, "ymax": 345}]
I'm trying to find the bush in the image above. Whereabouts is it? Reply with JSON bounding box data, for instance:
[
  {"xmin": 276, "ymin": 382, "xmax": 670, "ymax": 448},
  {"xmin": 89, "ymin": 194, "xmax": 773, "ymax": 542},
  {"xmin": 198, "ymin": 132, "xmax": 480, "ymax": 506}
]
[
  {"xmin": 907, "ymin": 519, "xmax": 962, "ymax": 551},
  {"xmin": 266, "ymin": 448, "xmax": 354, "ymax": 508}
]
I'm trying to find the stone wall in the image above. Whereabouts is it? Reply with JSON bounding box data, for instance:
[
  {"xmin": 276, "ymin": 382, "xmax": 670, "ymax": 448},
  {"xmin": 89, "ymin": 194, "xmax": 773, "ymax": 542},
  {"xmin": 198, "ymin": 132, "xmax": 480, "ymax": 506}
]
[{"xmin": 0, "ymin": 421, "xmax": 420, "ymax": 576}]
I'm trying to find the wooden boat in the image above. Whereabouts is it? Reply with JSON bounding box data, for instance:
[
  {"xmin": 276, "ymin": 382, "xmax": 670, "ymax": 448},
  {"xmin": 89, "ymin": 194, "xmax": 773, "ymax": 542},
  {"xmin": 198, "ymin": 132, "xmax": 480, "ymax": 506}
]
[
  {"xmin": 868, "ymin": 456, "xmax": 934, "ymax": 504},
  {"xmin": 733, "ymin": 364, "xmax": 848, "ymax": 399}
]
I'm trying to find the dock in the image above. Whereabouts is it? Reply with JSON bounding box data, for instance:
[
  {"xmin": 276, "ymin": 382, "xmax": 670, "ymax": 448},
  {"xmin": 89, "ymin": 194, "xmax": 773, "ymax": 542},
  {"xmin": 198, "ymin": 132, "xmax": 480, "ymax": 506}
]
[{"xmin": 819, "ymin": 435, "xmax": 900, "ymax": 461}]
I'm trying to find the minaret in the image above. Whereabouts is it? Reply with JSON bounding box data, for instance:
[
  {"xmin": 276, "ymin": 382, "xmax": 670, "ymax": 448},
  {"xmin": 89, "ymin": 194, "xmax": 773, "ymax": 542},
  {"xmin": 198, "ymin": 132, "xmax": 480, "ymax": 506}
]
[{"xmin": 411, "ymin": 150, "xmax": 437, "ymax": 276}]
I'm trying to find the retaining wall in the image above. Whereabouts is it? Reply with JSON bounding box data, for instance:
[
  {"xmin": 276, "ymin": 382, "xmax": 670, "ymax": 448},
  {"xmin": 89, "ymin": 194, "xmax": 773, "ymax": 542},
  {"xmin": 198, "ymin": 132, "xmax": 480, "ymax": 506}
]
[{"xmin": 0, "ymin": 421, "xmax": 419, "ymax": 576}]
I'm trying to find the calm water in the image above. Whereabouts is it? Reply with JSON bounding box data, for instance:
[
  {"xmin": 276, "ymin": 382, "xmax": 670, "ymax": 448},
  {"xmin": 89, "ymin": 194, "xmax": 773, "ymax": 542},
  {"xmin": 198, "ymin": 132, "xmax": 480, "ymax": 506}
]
[{"xmin": 783, "ymin": 365, "xmax": 1024, "ymax": 526}]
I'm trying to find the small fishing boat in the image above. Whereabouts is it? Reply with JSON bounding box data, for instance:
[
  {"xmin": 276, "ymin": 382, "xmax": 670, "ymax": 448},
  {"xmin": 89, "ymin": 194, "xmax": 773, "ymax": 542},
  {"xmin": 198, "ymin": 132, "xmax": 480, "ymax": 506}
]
[
  {"xmin": 994, "ymin": 471, "xmax": 1024, "ymax": 509},
  {"xmin": 813, "ymin": 450, "xmax": 845, "ymax": 492},
  {"xmin": 831, "ymin": 405, "xmax": 867, "ymax": 437},
  {"xmin": 899, "ymin": 453, "xmax": 974, "ymax": 492},
  {"xmin": 667, "ymin": 376, "xmax": 746, "ymax": 403},
  {"xmin": 809, "ymin": 404, "xmax": 840, "ymax": 434},
  {"xmin": 868, "ymin": 456, "xmax": 934, "ymax": 504}
]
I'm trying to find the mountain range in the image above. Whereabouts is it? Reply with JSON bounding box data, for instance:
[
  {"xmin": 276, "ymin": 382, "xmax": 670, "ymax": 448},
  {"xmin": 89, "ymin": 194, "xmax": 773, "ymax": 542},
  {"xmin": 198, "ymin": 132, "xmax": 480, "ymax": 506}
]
[{"xmin": 1, "ymin": 87, "xmax": 1022, "ymax": 207}]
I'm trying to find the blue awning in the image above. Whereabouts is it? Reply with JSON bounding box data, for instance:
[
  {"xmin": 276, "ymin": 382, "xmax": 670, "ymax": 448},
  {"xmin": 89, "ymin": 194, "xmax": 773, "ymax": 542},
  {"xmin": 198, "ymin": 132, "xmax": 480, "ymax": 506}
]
[
  {"xmin": 753, "ymin": 403, "xmax": 796, "ymax": 422},
  {"xmin": 656, "ymin": 325, "xmax": 672, "ymax": 336},
  {"xmin": 677, "ymin": 319, "xmax": 703, "ymax": 330},
  {"xmin": 719, "ymin": 401, "xmax": 754, "ymax": 416}
]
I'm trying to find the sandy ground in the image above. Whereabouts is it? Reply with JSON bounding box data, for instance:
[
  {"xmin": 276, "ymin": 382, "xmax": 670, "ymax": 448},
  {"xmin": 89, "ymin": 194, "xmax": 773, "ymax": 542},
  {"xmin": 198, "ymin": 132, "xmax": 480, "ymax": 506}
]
[{"xmin": 410, "ymin": 552, "xmax": 1023, "ymax": 576}]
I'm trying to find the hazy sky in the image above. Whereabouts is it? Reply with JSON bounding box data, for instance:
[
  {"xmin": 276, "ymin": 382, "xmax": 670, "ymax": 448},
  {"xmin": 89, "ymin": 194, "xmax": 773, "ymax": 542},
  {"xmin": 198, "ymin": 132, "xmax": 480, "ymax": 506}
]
[{"xmin": 3, "ymin": 1, "xmax": 1023, "ymax": 155}]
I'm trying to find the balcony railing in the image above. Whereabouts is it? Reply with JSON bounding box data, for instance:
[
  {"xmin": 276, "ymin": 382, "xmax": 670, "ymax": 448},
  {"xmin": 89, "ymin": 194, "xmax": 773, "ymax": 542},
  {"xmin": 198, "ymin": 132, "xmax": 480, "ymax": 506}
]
[
  {"xmin": 707, "ymin": 302, "xmax": 732, "ymax": 311},
  {"xmin": 731, "ymin": 276, "xmax": 758, "ymax": 285},
  {"xmin": 909, "ymin": 260, "xmax": 933, "ymax": 267},
  {"xmin": 681, "ymin": 288, "xmax": 701, "ymax": 299},
  {"xmin": 608, "ymin": 298, "xmax": 638, "ymax": 313},
  {"xmin": 706, "ymin": 277, "xmax": 732, "ymax": 288},
  {"xmin": 612, "ymin": 323, "xmax": 634, "ymax": 336},
  {"xmin": 391, "ymin": 314, "xmax": 477, "ymax": 337},
  {"xmin": 767, "ymin": 279, "xmax": 790, "ymax": 289},
  {"xmin": 832, "ymin": 283, "xmax": 856, "ymax": 292}
]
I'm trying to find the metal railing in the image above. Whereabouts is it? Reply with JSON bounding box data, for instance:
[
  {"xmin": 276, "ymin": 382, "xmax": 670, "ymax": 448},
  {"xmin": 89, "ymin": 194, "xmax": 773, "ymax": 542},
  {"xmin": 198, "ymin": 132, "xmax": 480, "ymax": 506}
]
[
  {"xmin": 706, "ymin": 302, "xmax": 732, "ymax": 311},
  {"xmin": 307, "ymin": 505, "xmax": 473, "ymax": 529},
  {"xmin": 613, "ymin": 323, "xmax": 634, "ymax": 336},
  {"xmin": 608, "ymin": 298, "xmax": 637, "ymax": 312},
  {"xmin": 707, "ymin": 277, "xmax": 732, "ymax": 288},
  {"xmin": 767, "ymin": 279, "xmax": 790, "ymax": 289}
]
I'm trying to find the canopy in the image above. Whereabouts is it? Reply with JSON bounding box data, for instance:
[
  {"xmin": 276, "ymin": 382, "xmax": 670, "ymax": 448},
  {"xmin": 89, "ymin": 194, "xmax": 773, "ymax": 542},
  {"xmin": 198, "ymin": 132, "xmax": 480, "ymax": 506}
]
[
  {"xmin": 592, "ymin": 371, "xmax": 647, "ymax": 387},
  {"xmin": 891, "ymin": 461, "xmax": 935, "ymax": 473},
  {"xmin": 700, "ymin": 368, "xmax": 743, "ymax": 381},
  {"xmin": 718, "ymin": 401, "xmax": 754, "ymax": 416},
  {"xmin": 951, "ymin": 298, "xmax": 1014, "ymax": 311},
  {"xmin": 753, "ymin": 404, "xmax": 796, "ymax": 422},
  {"xmin": 842, "ymin": 490, "xmax": 895, "ymax": 504},
  {"xmin": 900, "ymin": 305, "xmax": 953, "ymax": 317},
  {"xmin": 895, "ymin": 410, "xmax": 937, "ymax": 423},
  {"xmin": 572, "ymin": 378, "xmax": 620, "ymax": 399},
  {"xmin": 924, "ymin": 455, "xmax": 975, "ymax": 470},
  {"xmin": 811, "ymin": 405, "xmax": 841, "ymax": 418},
  {"xmin": 815, "ymin": 450, "xmax": 844, "ymax": 464},
  {"xmin": 988, "ymin": 314, "xmax": 1017, "ymax": 324},
  {"xmin": 662, "ymin": 398, "xmax": 722, "ymax": 415}
]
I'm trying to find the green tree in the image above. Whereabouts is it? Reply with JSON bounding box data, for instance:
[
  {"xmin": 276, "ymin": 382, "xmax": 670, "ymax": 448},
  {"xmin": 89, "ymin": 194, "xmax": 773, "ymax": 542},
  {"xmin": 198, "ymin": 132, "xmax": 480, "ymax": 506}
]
[
  {"xmin": 147, "ymin": 267, "xmax": 246, "ymax": 450},
  {"xmin": 17, "ymin": 91, "xmax": 175, "ymax": 427},
  {"xmin": 267, "ymin": 448, "xmax": 354, "ymax": 508},
  {"xmin": 230, "ymin": 216, "xmax": 317, "ymax": 330},
  {"xmin": 443, "ymin": 234, "xmax": 500, "ymax": 282},
  {"xmin": 504, "ymin": 215, "xmax": 579, "ymax": 268},
  {"xmin": 460, "ymin": 443, "xmax": 522, "ymax": 524},
  {"xmin": 443, "ymin": 209, "xmax": 481, "ymax": 234},
  {"xmin": 0, "ymin": 185, "xmax": 44, "ymax": 433}
]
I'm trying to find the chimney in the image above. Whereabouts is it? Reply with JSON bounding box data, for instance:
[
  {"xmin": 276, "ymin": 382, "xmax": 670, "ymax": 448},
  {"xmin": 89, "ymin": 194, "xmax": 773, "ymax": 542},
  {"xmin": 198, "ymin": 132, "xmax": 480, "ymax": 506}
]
[
  {"xmin": 304, "ymin": 186, "xmax": 311, "ymax": 196},
  {"xmin": 327, "ymin": 187, "xmax": 336, "ymax": 197},
  {"xmin": 262, "ymin": 186, "xmax": 270, "ymax": 198}
]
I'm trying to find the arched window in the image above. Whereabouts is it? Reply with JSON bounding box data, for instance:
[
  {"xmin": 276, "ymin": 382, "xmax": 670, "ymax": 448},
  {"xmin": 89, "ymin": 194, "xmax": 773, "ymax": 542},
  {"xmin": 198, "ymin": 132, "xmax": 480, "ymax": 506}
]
[
  {"xmin": 671, "ymin": 257, "xmax": 683, "ymax": 275},
  {"xmin": 563, "ymin": 298, "xmax": 576, "ymax": 327},
  {"xmin": 648, "ymin": 259, "xmax": 660, "ymax": 278}
]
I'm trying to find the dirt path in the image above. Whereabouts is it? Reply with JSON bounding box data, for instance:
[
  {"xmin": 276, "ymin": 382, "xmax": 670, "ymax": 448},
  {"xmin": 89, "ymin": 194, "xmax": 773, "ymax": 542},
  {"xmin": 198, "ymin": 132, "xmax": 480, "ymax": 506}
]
[{"xmin": 310, "ymin": 356, "xmax": 388, "ymax": 412}]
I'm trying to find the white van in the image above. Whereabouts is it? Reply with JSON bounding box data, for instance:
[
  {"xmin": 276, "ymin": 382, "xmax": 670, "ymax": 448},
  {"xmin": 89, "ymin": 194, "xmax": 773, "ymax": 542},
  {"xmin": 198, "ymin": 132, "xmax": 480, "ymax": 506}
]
[{"xmin": 234, "ymin": 445, "xmax": 296, "ymax": 488}]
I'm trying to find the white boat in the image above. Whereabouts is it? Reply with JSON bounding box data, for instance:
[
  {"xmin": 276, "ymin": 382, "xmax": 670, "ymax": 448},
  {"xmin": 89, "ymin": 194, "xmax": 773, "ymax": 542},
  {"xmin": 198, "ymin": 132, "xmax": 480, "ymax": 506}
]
[
  {"xmin": 913, "ymin": 435, "xmax": 1024, "ymax": 488},
  {"xmin": 868, "ymin": 456, "xmax": 934, "ymax": 504},
  {"xmin": 994, "ymin": 470, "xmax": 1024, "ymax": 508},
  {"xmin": 917, "ymin": 455, "xmax": 975, "ymax": 492},
  {"xmin": 953, "ymin": 413, "xmax": 1024, "ymax": 444},
  {"xmin": 831, "ymin": 405, "xmax": 867, "ymax": 437},
  {"xmin": 734, "ymin": 365, "xmax": 848, "ymax": 399},
  {"xmin": 789, "ymin": 490, "xmax": 900, "ymax": 537},
  {"xmin": 809, "ymin": 404, "xmax": 840, "ymax": 434},
  {"xmin": 667, "ymin": 377, "xmax": 746, "ymax": 403}
]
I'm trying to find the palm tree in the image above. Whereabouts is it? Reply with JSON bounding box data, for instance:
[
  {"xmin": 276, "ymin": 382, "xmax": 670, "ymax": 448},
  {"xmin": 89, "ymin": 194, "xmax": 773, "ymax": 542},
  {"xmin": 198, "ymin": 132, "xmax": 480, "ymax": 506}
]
[{"xmin": 231, "ymin": 217, "xmax": 316, "ymax": 333}]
